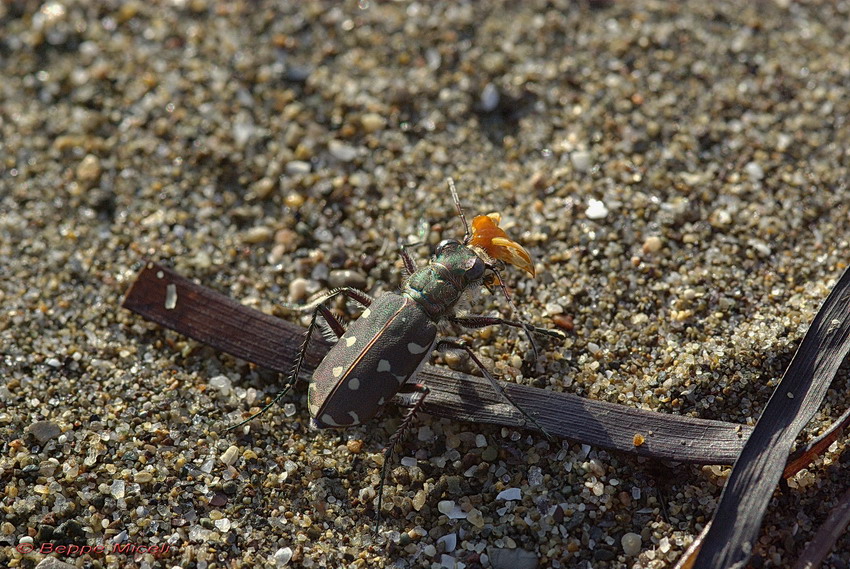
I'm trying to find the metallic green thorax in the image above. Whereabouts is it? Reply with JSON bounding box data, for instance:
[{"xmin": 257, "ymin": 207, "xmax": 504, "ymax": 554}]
[{"xmin": 403, "ymin": 240, "xmax": 485, "ymax": 321}]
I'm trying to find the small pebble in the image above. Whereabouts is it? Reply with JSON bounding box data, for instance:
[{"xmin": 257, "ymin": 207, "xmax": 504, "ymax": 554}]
[
  {"xmin": 488, "ymin": 547, "xmax": 539, "ymax": 569},
  {"xmin": 252, "ymin": 177, "xmax": 277, "ymax": 199},
  {"xmin": 437, "ymin": 500, "xmax": 456, "ymax": 515},
  {"xmin": 28, "ymin": 421, "xmax": 61, "ymax": 443},
  {"xmin": 412, "ymin": 489, "xmax": 426, "ymax": 511},
  {"xmin": 285, "ymin": 161, "xmax": 311, "ymax": 175},
  {"xmin": 220, "ymin": 445, "xmax": 240, "ymax": 466},
  {"xmin": 496, "ymin": 487, "xmax": 522, "ymax": 501},
  {"xmin": 571, "ymin": 150, "xmax": 593, "ymax": 172},
  {"xmin": 272, "ymin": 547, "xmax": 293, "ymax": 567},
  {"xmin": 642, "ymin": 235, "xmax": 663, "ymax": 254},
  {"xmin": 744, "ymin": 161, "xmax": 764, "ymax": 180},
  {"xmin": 480, "ymin": 83, "xmax": 500, "ymax": 112},
  {"xmin": 76, "ymin": 154, "xmax": 102, "ymax": 183},
  {"xmin": 287, "ymin": 278, "xmax": 310, "ymax": 303},
  {"xmin": 134, "ymin": 471, "xmax": 153, "ymax": 484},
  {"xmin": 437, "ymin": 533, "xmax": 457, "ymax": 552},
  {"xmin": 585, "ymin": 199, "xmax": 608, "ymax": 220},
  {"xmin": 621, "ymin": 532, "xmax": 642, "ymax": 556},
  {"xmin": 209, "ymin": 375, "xmax": 233, "ymax": 395},
  {"xmin": 241, "ymin": 225, "xmax": 274, "ymax": 244},
  {"xmin": 417, "ymin": 425, "xmax": 434, "ymax": 442},
  {"xmin": 328, "ymin": 140, "xmax": 358, "ymax": 162},
  {"xmin": 467, "ymin": 508, "xmax": 485, "ymax": 527},
  {"xmin": 328, "ymin": 269, "xmax": 368, "ymax": 290},
  {"xmin": 360, "ymin": 113, "xmax": 386, "ymax": 133}
]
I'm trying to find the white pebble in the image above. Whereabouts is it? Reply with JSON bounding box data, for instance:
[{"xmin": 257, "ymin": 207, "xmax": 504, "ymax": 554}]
[
  {"xmin": 272, "ymin": 546, "xmax": 293, "ymax": 567},
  {"xmin": 328, "ymin": 140, "xmax": 358, "ymax": 162},
  {"xmin": 209, "ymin": 375, "xmax": 232, "ymax": 395},
  {"xmin": 417, "ymin": 425, "xmax": 434, "ymax": 442},
  {"xmin": 475, "ymin": 434, "xmax": 487, "ymax": 448},
  {"xmin": 621, "ymin": 532, "xmax": 642, "ymax": 556},
  {"xmin": 744, "ymin": 161, "xmax": 764, "ymax": 180},
  {"xmin": 437, "ymin": 532, "xmax": 457, "ymax": 552},
  {"xmin": 285, "ymin": 160, "xmax": 311, "ymax": 175},
  {"xmin": 287, "ymin": 278, "xmax": 309, "ymax": 303},
  {"xmin": 241, "ymin": 225, "xmax": 273, "ymax": 244},
  {"xmin": 496, "ymin": 487, "xmax": 522, "ymax": 501},
  {"xmin": 360, "ymin": 113, "xmax": 386, "ymax": 133},
  {"xmin": 400, "ymin": 456, "xmax": 417, "ymax": 467},
  {"xmin": 528, "ymin": 466, "xmax": 543, "ymax": 486},
  {"xmin": 571, "ymin": 150, "xmax": 593, "ymax": 172},
  {"xmin": 220, "ymin": 445, "xmax": 240, "ymax": 466},
  {"xmin": 585, "ymin": 198, "xmax": 608, "ymax": 220},
  {"xmin": 437, "ymin": 500, "xmax": 468, "ymax": 519},
  {"xmin": 480, "ymin": 83, "xmax": 500, "ymax": 112},
  {"xmin": 437, "ymin": 500, "xmax": 456, "ymax": 515},
  {"xmin": 642, "ymin": 235, "xmax": 663, "ymax": 254}
]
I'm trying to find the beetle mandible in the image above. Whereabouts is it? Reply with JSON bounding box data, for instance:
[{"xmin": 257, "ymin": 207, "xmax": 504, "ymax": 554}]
[{"xmin": 228, "ymin": 179, "xmax": 564, "ymax": 526}]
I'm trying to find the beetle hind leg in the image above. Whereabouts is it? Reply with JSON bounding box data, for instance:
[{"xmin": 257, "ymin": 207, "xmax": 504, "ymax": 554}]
[
  {"xmin": 435, "ymin": 338, "xmax": 554, "ymax": 442},
  {"xmin": 225, "ymin": 294, "xmax": 356, "ymax": 433},
  {"xmin": 374, "ymin": 383, "xmax": 430, "ymax": 534}
]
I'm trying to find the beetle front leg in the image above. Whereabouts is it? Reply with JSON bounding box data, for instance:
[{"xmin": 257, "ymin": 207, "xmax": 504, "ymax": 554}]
[
  {"xmin": 450, "ymin": 314, "xmax": 565, "ymax": 340},
  {"xmin": 435, "ymin": 339, "xmax": 554, "ymax": 442},
  {"xmin": 226, "ymin": 291, "xmax": 370, "ymax": 433},
  {"xmin": 399, "ymin": 241, "xmax": 419, "ymax": 276},
  {"xmin": 375, "ymin": 382, "xmax": 429, "ymax": 534},
  {"xmin": 450, "ymin": 314, "xmax": 565, "ymax": 361}
]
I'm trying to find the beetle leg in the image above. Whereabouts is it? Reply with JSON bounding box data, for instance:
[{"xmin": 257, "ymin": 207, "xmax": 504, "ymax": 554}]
[
  {"xmin": 225, "ymin": 290, "xmax": 367, "ymax": 433},
  {"xmin": 450, "ymin": 314, "xmax": 565, "ymax": 341},
  {"xmin": 399, "ymin": 241, "xmax": 419, "ymax": 276},
  {"xmin": 450, "ymin": 313, "xmax": 565, "ymax": 362},
  {"xmin": 434, "ymin": 339, "xmax": 554, "ymax": 442},
  {"xmin": 281, "ymin": 287, "xmax": 374, "ymax": 314},
  {"xmin": 483, "ymin": 265, "xmax": 546, "ymax": 359},
  {"xmin": 374, "ymin": 382, "xmax": 429, "ymax": 534}
]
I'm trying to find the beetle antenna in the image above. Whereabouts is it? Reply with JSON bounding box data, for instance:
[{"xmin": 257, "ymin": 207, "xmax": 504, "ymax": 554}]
[{"xmin": 447, "ymin": 178, "xmax": 471, "ymax": 243}]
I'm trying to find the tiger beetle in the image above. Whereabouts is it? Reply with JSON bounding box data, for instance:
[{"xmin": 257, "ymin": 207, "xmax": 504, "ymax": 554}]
[{"xmin": 227, "ymin": 179, "xmax": 564, "ymax": 532}]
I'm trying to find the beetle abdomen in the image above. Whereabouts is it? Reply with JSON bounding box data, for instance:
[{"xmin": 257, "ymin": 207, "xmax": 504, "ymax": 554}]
[{"xmin": 308, "ymin": 293, "xmax": 437, "ymax": 428}]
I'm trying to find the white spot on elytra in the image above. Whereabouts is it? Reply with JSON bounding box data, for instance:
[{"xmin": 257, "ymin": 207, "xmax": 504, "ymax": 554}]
[
  {"xmin": 348, "ymin": 411, "xmax": 360, "ymax": 424},
  {"xmin": 394, "ymin": 373, "xmax": 409, "ymax": 384},
  {"xmin": 377, "ymin": 397, "xmax": 385, "ymax": 406},
  {"xmin": 377, "ymin": 359, "xmax": 391, "ymax": 372},
  {"xmin": 361, "ymin": 308, "xmax": 371, "ymax": 319},
  {"xmin": 407, "ymin": 342, "xmax": 428, "ymax": 354},
  {"xmin": 345, "ymin": 336, "xmax": 357, "ymax": 347},
  {"xmin": 321, "ymin": 414, "xmax": 342, "ymax": 427},
  {"xmin": 348, "ymin": 377, "xmax": 360, "ymax": 390},
  {"xmin": 332, "ymin": 366, "xmax": 343, "ymax": 377}
]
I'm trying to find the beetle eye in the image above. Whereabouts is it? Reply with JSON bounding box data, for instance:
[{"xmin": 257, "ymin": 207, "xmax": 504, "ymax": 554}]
[{"xmin": 435, "ymin": 239, "xmax": 459, "ymax": 255}]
